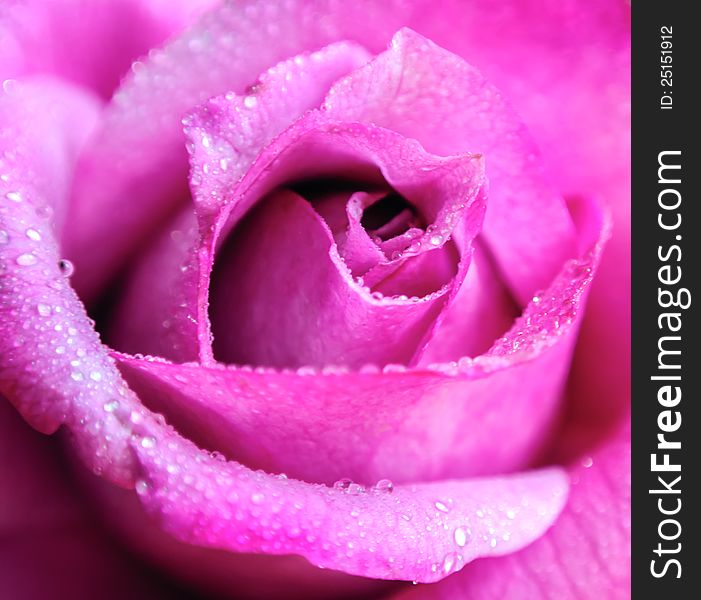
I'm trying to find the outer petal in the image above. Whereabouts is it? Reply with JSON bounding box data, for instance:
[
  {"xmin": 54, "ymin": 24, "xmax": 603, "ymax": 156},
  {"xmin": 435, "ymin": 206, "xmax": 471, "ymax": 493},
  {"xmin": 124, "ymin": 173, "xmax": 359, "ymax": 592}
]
[
  {"xmin": 131, "ymin": 425, "xmax": 569, "ymax": 583},
  {"xmin": 0, "ymin": 400, "xmax": 180, "ymax": 600},
  {"xmin": 0, "ymin": 77, "xmax": 143, "ymax": 484},
  {"xmin": 0, "ymin": 0, "xmax": 217, "ymax": 98},
  {"xmin": 392, "ymin": 416, "xmax": 630, "ymax": 599}
]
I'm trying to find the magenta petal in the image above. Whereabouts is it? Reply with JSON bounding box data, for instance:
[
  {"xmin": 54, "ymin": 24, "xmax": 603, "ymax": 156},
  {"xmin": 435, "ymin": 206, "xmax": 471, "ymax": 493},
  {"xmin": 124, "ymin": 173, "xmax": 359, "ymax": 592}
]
[
  {"xmin": 0, "ymin": 79, "xmax": 146, "ymax": 484},
  {"xmin": 113, "ymin": 195, "xmax": 607, "ymax": 486},
  {"xmin": 0, "ymin": 401, "xmax": 178, "ymax": 600},
  {"xmin": 1, "ymin": 0, "xmax": 217, "ymax": 98},
  {"xmin": 323, "ymin": 29, "xmax": 577, "ymax": 304},
  {"xmin": 199, "ymin": 114, "xmax": 484, "ymax": 368},
  {"xmin": 392, "ymin": 416, "xmax": 630, "ymax": 599},
  {"xmin": 62, "ymin": 0, "xmax": 409, "ymax": 300},
  {"xmin": 419, "ymin": 240, "xmax": 519, "ymax": 362},
  {"xmin": 211, "ymin": 188, "xmax": 459, "ymax": 369},
  {"xmin": 132, "ymin": 423, "xmax": 568, "ymax": 583},
  {"xmin": 183, "ymin": 41, "xmax": 372, "ymax": 228},
  {"xmin": 108, "ymin": 206, "xmax": 201, "ymax": 363}
]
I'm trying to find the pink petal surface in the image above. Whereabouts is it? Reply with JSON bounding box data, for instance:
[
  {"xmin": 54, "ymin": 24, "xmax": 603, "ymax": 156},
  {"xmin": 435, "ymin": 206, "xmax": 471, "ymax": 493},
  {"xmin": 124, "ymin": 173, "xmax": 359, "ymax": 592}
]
[
  {"xmin": 62, "ymin": 0, "xmax": 424, "ymax": 300},
  {"xmin": 133, "ymin": 428, "xmax": 568, "ymax": 583},
  {"xmin": 107, "ymin": 40, "xmax": 371, "ymax": 363},
  {"xmin": 113, "ymin": 194, "xmax": 607, "ymax": 486},
  {"xmin": 201, "ymin": 114, "xmax": 486, "ymax": 369},
  {"xmin": 0, "ymin": 400, "xmax": 180, "ymax": 600},
  {"xmin": 0, "ymin": 0, "xmax": 217, "ymax": 98},
  {"xmin": 419, "ymin": 241, "xmax": 519, "ymax": 363},
  {"xmin": 392, "ymin": 416, "xmax": 630, "ymax": 599},
  {"xmin": 62, "ymin": 0, "xmax": 577, "ymax": 303},
  {"xmin": 210, "ymin": 189, "xmax": 458, "ymax": 369},
  {"xmin": 0, "ymin": 77, "xmax": 145, "ymax": 484},
  {"xmin": 0, "ymin": 73, "xmax": 567, "ymax": 586},
  {"xmin": 323, "ymin": 28, "xmax": 576, "ymax": 304}
]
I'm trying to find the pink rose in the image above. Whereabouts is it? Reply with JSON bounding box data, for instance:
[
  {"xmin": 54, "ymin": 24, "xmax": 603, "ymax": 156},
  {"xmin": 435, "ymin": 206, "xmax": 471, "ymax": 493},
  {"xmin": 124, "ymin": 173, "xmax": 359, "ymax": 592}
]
[{"xmin": 0, "ymin": 1, "xmax": 630, "ymax": 599}]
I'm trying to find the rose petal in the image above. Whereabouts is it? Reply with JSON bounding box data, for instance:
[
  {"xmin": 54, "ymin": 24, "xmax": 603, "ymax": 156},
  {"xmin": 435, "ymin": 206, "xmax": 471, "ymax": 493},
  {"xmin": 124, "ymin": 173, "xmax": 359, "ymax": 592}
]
[
  {"xmin": 323, "ymin": 29, "xmax": 577, "ymax": 304},
  {"xmin": 391, "ymin": 415, "xmax": 630, "ymax": 599},
  {"xmin": 210, "ymin": 189, "xmax": 457, "ymax": 368},
  {"xmin": 0, "ymin": 78, "xmax": 146, "ymax": 483},
  {"xmin": 197, "ymin": 113, "xmax": 485, "ymax": 368},
  {"xmin": 132, "ymin": 424, "xmax": 569, "ymax": 583},
  {"xmin": 105, "ymin": 41, "xmax": 371, "ymax": 363},
  {"xmin": 113, "ymin": 195, "xmax": 607, "ymax": 486},
  {"xmin": 0, "ymin": 400, "xmax": 180, "ymax": 600},
  {"xmin": 0, "ymin": 76, "xmax": 567, "ymax": 586},
  {"xmin": 62, "ymin": 0, "xmax": 421, "ymax": 300},
  {"xmin": 0, "ymin": 0, "xmax": 217, "ymax": 98},
  {"xmin": 419, "ymin": 240, "xmax": 519, "ymax": 362}
]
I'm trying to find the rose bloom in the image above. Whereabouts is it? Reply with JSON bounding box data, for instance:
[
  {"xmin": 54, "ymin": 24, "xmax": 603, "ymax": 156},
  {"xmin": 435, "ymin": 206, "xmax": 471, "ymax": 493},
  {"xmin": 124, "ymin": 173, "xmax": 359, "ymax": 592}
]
[{"xmin": 0, "ymin": 1, "xmax": 630, "ymax": 599}]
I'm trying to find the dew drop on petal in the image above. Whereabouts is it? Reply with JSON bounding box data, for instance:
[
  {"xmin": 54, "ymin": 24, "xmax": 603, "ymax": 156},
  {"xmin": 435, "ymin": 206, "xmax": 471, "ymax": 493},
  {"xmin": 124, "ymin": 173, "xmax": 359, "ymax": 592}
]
[
  {"xmin": 372, "ymin": 479, "xmax": 394, "ymax": 494},
  {"xmin": 58, "ymin": 259, "xmax": 75, "ymax": 277},
  {"xmin": 453, "ymin": 526, "xmax": 470, "ymax": 547},
  {"xmin": 25, "ymin": 228, "xmax": 41, "ymax": 241},
  {"xmin": 442, "ymin": 552, "xmax": 457, "ymax": 574},
  {"xmin": 103, "ymin": 400, "xmax": 119, "ymax": 413},
  {"xmin": 16, "ymin": 253, "xmax": 37, "ymax": 266},
  {"xmin": 434, "ymin": 501, "xmax": 450, "ymax": 513}
]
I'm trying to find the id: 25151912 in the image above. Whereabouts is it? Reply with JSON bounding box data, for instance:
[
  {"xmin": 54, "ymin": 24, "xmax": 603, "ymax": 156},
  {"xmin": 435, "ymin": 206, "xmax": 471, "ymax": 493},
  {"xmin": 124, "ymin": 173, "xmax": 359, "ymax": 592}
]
[{"xmin": 660, "ymin": 25, "xmax": 673, "ymax": 110}]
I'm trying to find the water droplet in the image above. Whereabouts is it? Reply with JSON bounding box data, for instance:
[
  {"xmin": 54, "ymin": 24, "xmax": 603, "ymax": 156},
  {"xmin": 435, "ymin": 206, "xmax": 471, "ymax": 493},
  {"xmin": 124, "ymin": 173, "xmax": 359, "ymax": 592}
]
[
  {"xmin": 429, "ymin": 235, "xmax": 442, "ymax": 246},
  {"xmin": 243, "ymin": 95, "xmax": 258, "ymax": 108},
  {"xmin": 103, "ymin": 400, "xmax": 120, "ymax": 413},
  {"xmin": 372, "ymin": 479, "xmax": 394, "ymax": 494},
  {"xmin": 251, "ymin": 491, "xmax": 265, "ymax": 504},
  {"xmin": 140, "ymin": 436, "xmax": 156, "ymax": 449},
  {"xmin": 58, "ymin": 259, "xmax": 75, "ymax": 277},
  {"xmin": 334, "ymin": 478, "xmax": 365, "ymax": 495},
  {"xmin": 35, "ymin": 205, "xmax": 54, "ymax": 220},
  {"xmin": 454, "ymin": 526, "xmax": 470, "ymax": 547},
  {"xmin": 5, "ymin": 191, "xmax": 22, "ymax": 202},
  {"xmin": 89, "ymin": 371, "xmax": 103, "ymax": 381},
  {"xmin": 25, "ymin": 228, "xmax": 41, "ymax": 241},
  {"xmin": 442, "ymin": 552, "xmax": 457, "ymax": 573},
  {"xmin": 135, "ymin": 479, "xmax": 149, "ymax": 495},
  {"xmin": 0, "ymin": 230, "xmax": 8, "ymax": 244},
  {"xmin": 16, "ymin": 253, "xmax": 37, "ymax": 266},
  {"xmin": 2, "ymin": 79, "xmax": 18, "ymax": 94},
  {"xmin": 70, "ymin": 371, "xmax": 84, "ymax": 381},
  {"xmin": 36, "ymin": 303, "xmax": 51, "ymax": 316},
  {"xmin": 506, "ymin": 509, "xmax": 516, "ymax": 520},
  {"xmin": 581, "ymin": 456, "xmax": 594, "ymax": 468},
  {"xmin": 434, "ymin": 501, "xmax": 450, "ymax": 513}
]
